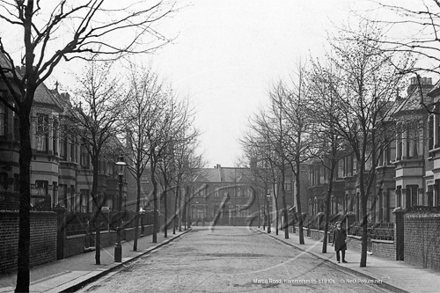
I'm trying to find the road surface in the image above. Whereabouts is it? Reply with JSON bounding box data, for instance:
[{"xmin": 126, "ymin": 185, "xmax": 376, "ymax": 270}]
[{"xmin": 78, "ymin": 226, "xmax": 392, "ymax": 292}]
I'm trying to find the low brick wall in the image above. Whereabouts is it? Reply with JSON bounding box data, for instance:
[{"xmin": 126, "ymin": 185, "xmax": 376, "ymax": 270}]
[
  {"xmin": 64, "ymin": 225, "xmax": 155, "ymax": 258},
  {"xmin": 404, "ymin": 209, "xmax": 440, "ymax": 271},
  {"xmin": 346, "ymin": 235, "xmax": 362, "ymax": 252},
  {"xmin": 302, "ymin": 228, "xmax": 395, "ymax": 261},
  {"xmin": 0, "ymin": 211, "xmax": 57, "ymax": 274},
  {"xmin": 65, "ymin": 234, "xmax": 88, "ymax": 258},
  {"xmin": 372, "ymin": 240, "xmax": 395, "ymax": 260},
  {"xmin": 305, "ymin": 228, "xmax": 332, "ymax": 243}
]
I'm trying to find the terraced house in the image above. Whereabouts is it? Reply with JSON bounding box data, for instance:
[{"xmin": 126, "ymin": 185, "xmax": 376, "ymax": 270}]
[
  {"xmin": 0, "ymin": 53, "xmax": 136, "ymax": 273},
  {"xmin": 303, "ymin": 76, "xmax": 440, "ymax": 271}
]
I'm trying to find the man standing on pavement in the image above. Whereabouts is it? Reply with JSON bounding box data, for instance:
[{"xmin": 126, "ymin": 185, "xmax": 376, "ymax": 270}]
[{"xmin": 332, "ymin": 221, "xmax": 347, "ymax": 263}]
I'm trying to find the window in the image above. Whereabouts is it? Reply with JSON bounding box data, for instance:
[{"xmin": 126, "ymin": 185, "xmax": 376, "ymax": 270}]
[
  {"xmin": 237, "ymin": 205, "xmax": 249, "ymax": 217},
  {"xmin": 316, "ymin": 166, "xmax": 321, "ymax": 184},
  {"xmin": 53, "ymin": 117, "xmax": 58, "ymax": 155},
  {"xmin": 436, "ymin": 183, "xmax": 440, "ymax": 206},
  {"xmin": 35, "ymin": 180, "xmax": 48, "ymax": 196},
  {"xmin": 406, "ymin": 185, "xmax": 418, "ymax": 208},
  {"xmin": 344, "ymin": 156, "xmax": 352, "ymax": 177},
  {"xmin": 429, "ymin": 115, "xmax": 434, "ymax": 150},
  {"xmin": 387, "ymin": 140, "xmax": 396, "ymax": 164},
  {"xmin": 70, "ymin": 135, "xmax": 77, "ymax": 162},
  {"xmin": 80, "ymin": 189, "xmax": 90, "ymax": 213},
  {"xmin": 0, "ymin": 173, "xmax": 7, "ymax": 190},
  {"xmin": 80, "ymin": 144, "xmax": 90, "ymax": 168},
  {"xmin": 406, "ymin": 122, "xmax": 420, "ymax": 158},
  {"xmin": 387, "ymin": 189, "xmax": 395, "ymax": 222},
  {"xmin": 13, "ymin": 106, "xmax": 18, "ymax": 141},
  {"xmin": 396, "ymin": 122, "xmax": 402, "ymax": 160},
  {"xmin": 60, "ymin": 133, "xmax": 68, "ymax": 159},
  {"xmin": 58, "ymin": 184, "xmax": 67, "ymax": 208},
  {"xmin": 14, "ymin": 174, "xmax": 19, "ymax": 191},
  {"xmin": 0, "ymin": 102, "xmax": 6, "ymax": 137},
  {"xmin": 436, "ymin": 103, "xmax": 440, "ymax": 148},
  {"xmin": 70, "ymin": 185, "xmax": 75, "ymax": 212},
  {"xmin": 36, "ymin": 113, "xmax": 49, "ymax": 153},
  {"xmin": 31, "ymin": 180, "xmax": 50, "ymax": 209},
  {"xmin": 352, "ymin": 156, "xmax": 357, "ymax": 174},
  {"xmin": 428, "ymin": 185, "xmax": 434, "ymax": 207},
  {"xmin": 284, "ymin": 178, "xmax": 291, "ymax": 191},
  {"xmin": 396, "ymin": 186, "xmax": 402, "ymax": 207}
]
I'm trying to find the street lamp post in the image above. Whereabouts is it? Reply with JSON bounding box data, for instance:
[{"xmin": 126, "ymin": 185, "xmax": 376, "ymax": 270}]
[
  {"xmin": 266, "ymin": 194, "xmax": 271, "ymax": 234},
  {"xmin": 114, "ymin": 155, "xmax": 126, "ymax": 262}
]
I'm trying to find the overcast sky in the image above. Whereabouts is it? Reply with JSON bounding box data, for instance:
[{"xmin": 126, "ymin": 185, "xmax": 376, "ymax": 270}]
[
  {"xmin": 1, "ymin": 0, "xmax": 416, "ymax": 168},
  {"xmin": 147, "ymin": 0, "xmax": 380, "ymax": 167}
]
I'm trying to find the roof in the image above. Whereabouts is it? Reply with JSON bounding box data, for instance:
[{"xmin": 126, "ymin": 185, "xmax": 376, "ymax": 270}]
[
  {"xmin": 393, "ymin": 81, "xmax": 434, "ymax": 116},
  {"xmin": 0, "ymin": 51, "xmax": 63, "ymax": 111},
  {"xmin": 428, "ymin": 78, "xmax": 440, "ymax": 98},
  {"xmin": 194, "ymin": 166, "xmax": 252, "ymax": 183},
  {"xmin": 34, "ymin": 83, "xmax": 64, "ymax": 110}
]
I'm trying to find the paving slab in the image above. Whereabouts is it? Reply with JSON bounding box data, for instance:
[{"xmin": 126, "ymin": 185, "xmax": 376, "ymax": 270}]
[
  {"xmin": 0, "ymin": 229, "xmax": 190, "ymax": 293},
  {"xmin": 256, "ymin": 227, "xmax": 440, "ymax": 293}
]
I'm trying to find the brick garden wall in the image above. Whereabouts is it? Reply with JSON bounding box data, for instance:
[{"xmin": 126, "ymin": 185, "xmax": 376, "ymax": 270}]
[
  {"xmin": 0, "ymin": 211, "xmax": 57, "ymax": 274},
  {"xmin": 0, "ymin": 191, "xmax": 19, "ymax": 210},
  {"xmin": 64, "ymin": 224, "xmax": 155, "ymax": 258},
  {"xmin": 404, "ymin": 208, "xmax": 440, "ymax": 271},
  {"xmin": 372, "ymin": 240, "xmax": 395, "ymax": 260},
  {"xmin": 346, "ymin": 235, "xmax": 362, "ymax": 252},
  {"xmin": 306, "ymin": 228, "xmax": 331, "ymax": 242}
]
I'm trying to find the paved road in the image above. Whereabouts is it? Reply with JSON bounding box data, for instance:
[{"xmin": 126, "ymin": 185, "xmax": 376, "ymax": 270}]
[{"xmin": 77, "ymin": 226, "xmax": 392, "ymax": 293}]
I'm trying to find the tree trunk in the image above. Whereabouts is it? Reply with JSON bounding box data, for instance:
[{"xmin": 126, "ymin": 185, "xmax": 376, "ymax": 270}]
[
  {"xmin": 360, "ymin": 189, "xmax": 368, "ymax": 267},
  {"xmin": 281, "ymin": 170, "xmax": 289, "ymax": 239},
  {"xmin": 15, "ymin": 105, "xmax": 33, "ymax": 293},
  {"xmin": 91, "ymin": 156, "xmax": 101, "ymax": 265},
  {"xmin": 173, "ymin": 185, "xmax": 179, "ymax": 234},
  {"xmin": 178, "ymin": 185, "xmax": 183, "ymax": 232},
  {"xmin": 186, "ymin": 186, "xmax": 190, "ymax": 229},
  {"xmin": 322, "ymin": 164, "xmax": 335, "ymax": 253},
  {"xmin": 163, "ymin": 188, "xmax": 168, "ymax": 238},
  {"xmin": 151, "ymin": 160, "xmax": 158, "ymax": 243},
  {"xmin": 295, "ymin": 159, "xmax": 305, "ymax": 244},
  {"xmin": 275, "ymin": 200, "xmax": 279, "ymax": 235},
  {"xmin": 133, "ymin": 170, "xmax": 141, "ymax": 251},
  {"xmin": 16, "ymin": 9, "xmax": 36, "ymax": 290},
  {"xmin": 274, "ymin": 183, "xmax": 279, "ymax": 235}
]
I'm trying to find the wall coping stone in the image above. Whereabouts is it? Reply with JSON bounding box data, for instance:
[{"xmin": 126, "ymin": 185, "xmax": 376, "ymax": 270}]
[
  {"xmin": 66, "ymin": 234, "xmax": 86, "ymax": 240},
  {"xmin": 372, "ymin": 239, "xmax": 394, "ymax": 244},
  {"xmin": 405, "ymin": 213, "xmax": 440, "ymax": 218},
  {"xmin": 0, "ymin": 210, "xmax": 56, "ymax": 215}
]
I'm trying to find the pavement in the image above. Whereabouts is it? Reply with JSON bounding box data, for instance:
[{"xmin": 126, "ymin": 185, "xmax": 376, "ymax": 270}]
[
  {"xmin": 255, "ymin": 226, "xmax": 440, "ymax": 293},
  {"xmin": 0, "ymin": 228, "xmax": 191, "ymax": 293}
]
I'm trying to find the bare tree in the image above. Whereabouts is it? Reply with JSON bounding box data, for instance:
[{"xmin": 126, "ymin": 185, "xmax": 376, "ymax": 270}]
[
  {"xmin": 366, "ymin": 1, "xmax": 440, "ymax": 74},
  {"xmin": 143, "ymin": 90, "xmax": 198, "ymax": 243},
  {"xmin": 171, "ymin": 132, "xmax": 204, "ymax": 233},
  {"xmin": 123, "ymin": 67, "xmax": 164, "ymax": 250},
  {"xmin": 241, "ymin": 110, "xmax": 285, "ymax": 236},
  {"xmin": 0, "ymin": 1, "xmax": 175, "ymax": 290},
  {"xmin": 306, "ymin": 57, "xmax": 349, "ymax": 253},
  {"xmin": 68, "ymin": 58, "xmax": 126, "ymax": 265},
  {"xmin": 326, "ymin": 22, "xmax": 410, "ymax": 267},
  {"xmin": 157, "ymin": 104, "xmax": 200, "ymax": 238},
  {"xmin": 279, "ymin": 69, "xmax": 314, "ymax": 246}
]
